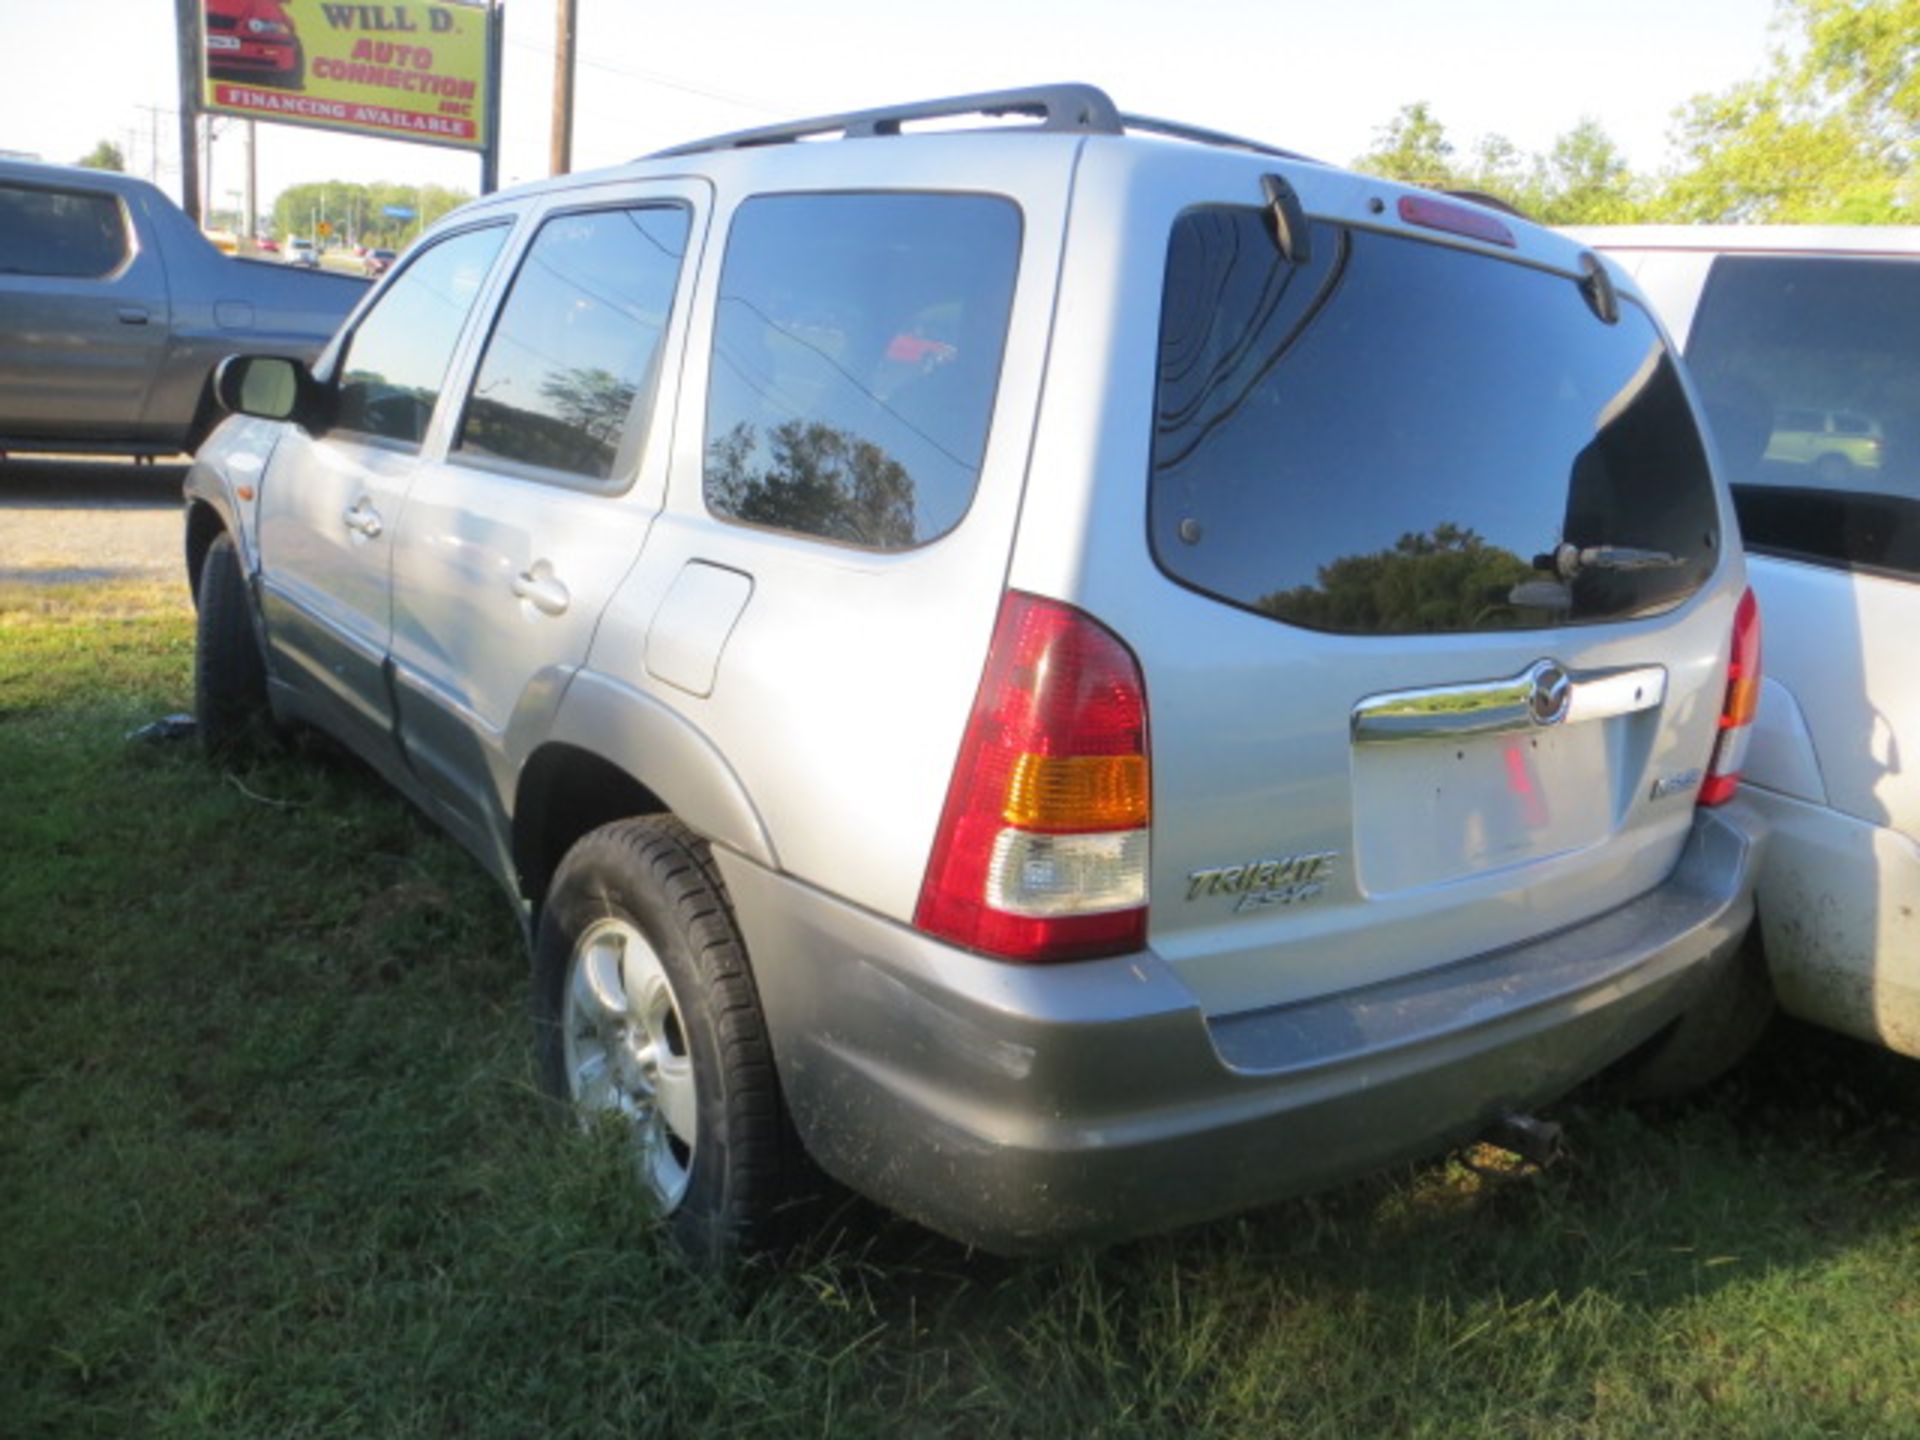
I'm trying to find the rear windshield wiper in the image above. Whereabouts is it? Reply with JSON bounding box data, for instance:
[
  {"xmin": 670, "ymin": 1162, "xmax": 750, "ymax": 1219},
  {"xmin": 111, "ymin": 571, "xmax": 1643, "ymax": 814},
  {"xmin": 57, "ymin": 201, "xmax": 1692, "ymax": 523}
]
[{"xmin": 1535, "ymin": 543, "xmax": 1685, "ymax": 579}]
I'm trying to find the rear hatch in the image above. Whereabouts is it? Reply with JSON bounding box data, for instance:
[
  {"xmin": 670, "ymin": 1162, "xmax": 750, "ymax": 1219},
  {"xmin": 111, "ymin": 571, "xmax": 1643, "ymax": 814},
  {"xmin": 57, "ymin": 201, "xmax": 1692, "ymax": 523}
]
[{"xmin": 1112, "ymin": 193, "xmax": 1736, "ymax": 1017}]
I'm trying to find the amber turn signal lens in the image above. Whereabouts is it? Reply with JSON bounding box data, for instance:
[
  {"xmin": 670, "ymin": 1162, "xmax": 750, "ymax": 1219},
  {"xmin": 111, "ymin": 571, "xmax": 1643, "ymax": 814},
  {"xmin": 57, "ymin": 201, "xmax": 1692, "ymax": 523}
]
[{"xmin": 1003, "ymin": 753, "xmax": 1148, "ymax": 831}]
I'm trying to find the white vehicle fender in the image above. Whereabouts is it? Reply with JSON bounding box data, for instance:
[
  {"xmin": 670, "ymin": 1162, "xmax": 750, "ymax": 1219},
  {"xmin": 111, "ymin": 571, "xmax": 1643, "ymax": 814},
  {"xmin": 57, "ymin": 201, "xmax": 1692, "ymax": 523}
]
[{"xmin": 1744, "ymin": 676, "xmax": 1827, "ymax": 805}]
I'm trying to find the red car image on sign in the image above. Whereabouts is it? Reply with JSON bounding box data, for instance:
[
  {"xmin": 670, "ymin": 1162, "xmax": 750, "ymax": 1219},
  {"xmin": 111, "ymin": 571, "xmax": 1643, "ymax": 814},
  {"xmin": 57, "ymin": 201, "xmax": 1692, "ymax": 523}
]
[{"xmin": 205, "ymin": 0, "xmax": 304, "ymax": 91}]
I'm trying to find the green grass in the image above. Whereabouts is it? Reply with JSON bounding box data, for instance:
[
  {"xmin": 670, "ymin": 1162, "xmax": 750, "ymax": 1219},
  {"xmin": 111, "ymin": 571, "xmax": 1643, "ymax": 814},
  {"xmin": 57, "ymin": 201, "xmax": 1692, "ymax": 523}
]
[{"xmin": 5, "ymin": 578, "xmax": 1920, "ymax": 1437}]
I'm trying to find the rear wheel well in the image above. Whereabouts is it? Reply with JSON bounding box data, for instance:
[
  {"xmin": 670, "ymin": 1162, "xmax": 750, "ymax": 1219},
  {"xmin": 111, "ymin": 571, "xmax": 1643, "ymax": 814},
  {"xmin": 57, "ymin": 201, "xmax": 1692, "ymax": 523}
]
[{"xmin": 513, "ymin": 744, "xmax": 668, "ymax": 912}]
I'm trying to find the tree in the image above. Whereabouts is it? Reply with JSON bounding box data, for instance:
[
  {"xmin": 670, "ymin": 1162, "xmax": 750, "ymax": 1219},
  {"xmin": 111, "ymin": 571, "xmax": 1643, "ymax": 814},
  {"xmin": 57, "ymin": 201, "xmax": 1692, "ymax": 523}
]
[
  {"xmin": 1656, "ymin": 0, "xmax": 1912, "ymax": 222},
  {"xmin": 1354, "ymin": 102, "xmax": 1459, "ymax": 188},
  {"xmin": 1257, "ymin": 524, "xmax": 1538, "ymax": 635},
  {"xmin": 1530, "ymin": 119, "xmax": 1646, "ymax": 224},
  {"xmin": 1351, "ymin": 104, "xmax": 1644, "ymax": 222},
  {"xmin": 268, "ymin": 180, "xmax": 473, "ymax": 246},
  {"xmin": 1799, "ymin": 0, "xmax": 1920, "ymax": 148},
  {"xmin": 76, "ymin": 139, "xmax": 124, "ymax": 172},
  {"xmin": 707, "ymin": 419, "xmax": 918, "ymax": 549}
]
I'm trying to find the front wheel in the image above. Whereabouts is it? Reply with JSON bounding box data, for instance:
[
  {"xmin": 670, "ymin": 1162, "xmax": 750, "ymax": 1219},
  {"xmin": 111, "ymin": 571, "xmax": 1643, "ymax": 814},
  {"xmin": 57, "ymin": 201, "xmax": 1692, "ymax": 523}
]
[
  {"xmin": 532, "ymin": 817, "xmax": 808, "ymax": 1261},
  {"xmin": 193, "ymin": 532, "xmax": 272, "ymax": 752}
]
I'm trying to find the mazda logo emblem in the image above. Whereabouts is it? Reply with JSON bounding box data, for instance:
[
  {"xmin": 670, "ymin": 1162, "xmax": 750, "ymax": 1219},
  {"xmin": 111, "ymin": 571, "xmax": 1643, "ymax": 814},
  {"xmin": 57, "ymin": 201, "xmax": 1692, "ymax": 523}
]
[{"xmin": 1528, "ymin": 661, "xmax": 1572, "ymax": 726}]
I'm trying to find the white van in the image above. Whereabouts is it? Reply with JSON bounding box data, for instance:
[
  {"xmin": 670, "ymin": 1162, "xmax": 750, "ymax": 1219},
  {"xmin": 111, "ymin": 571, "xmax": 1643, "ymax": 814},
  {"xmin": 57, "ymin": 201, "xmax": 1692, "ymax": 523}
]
[{"xmin": 1579, "ymin": 226, "xmax": 1920, "ymax": 1058}]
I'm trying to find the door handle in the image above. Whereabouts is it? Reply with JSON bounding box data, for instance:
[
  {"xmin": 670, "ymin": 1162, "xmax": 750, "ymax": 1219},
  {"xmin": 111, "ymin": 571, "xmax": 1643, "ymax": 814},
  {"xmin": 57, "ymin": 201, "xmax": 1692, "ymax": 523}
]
[
  {"xmin": 511, "ymin": 566, "xmax": 570, "ymax": 616},
  {"xmin": 116, "ymin": 307, "xmax": 149, "ymax": 325},
  {"xmin": 342, "ymin": 500, "xmax": 383, "ymax": 539}
]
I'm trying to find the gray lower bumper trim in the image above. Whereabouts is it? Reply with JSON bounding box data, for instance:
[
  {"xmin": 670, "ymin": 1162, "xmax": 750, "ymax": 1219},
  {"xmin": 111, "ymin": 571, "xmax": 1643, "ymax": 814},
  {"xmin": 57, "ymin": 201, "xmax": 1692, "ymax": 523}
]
[{"xmin": 718, "ymin": 805, "xmax": 1761, "ymax": 1254}]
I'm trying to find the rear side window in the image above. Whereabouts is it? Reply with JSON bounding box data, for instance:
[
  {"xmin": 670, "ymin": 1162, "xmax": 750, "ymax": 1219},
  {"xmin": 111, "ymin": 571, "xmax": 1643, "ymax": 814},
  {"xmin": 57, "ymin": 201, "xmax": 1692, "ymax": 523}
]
[
  {"xmin": 457, "ymin": 205, "xmax": 690, "ymax": 484},
  {"xmin": 0, "ymin": 183, "xmax": 127, "ymax": 278},
  {"xmin": 336, "ymin": 224, "xmax": 508, "ymax": 449},
  {"xmin": 1151, "ymin": 210, "xmax": 1719, "ymax": 634},
  {"xmin": 703, "ymin": 192, "xmax": 1021, "ymax": 551},
  {"xmin": 1685, "ymin": 254, "xmax": 1920, "ymax": 582}
]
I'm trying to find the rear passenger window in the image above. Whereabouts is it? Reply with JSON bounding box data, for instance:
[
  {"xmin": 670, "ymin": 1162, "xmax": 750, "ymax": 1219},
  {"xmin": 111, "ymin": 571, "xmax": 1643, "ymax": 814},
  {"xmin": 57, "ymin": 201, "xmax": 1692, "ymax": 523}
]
[
  {"xmin": 1685, "ymin": 255, "xmax": 1920, "ymax": 581},
  {"xmin": 0, "ymin": 183, "xmax": 127, "ymax": 278},
  {"xmin": 1151, "ymin": 209, "xmax": 1719, "ymax": 633},
  {"xmin": 336, "ymin": 224, "xmax": 508, "ymax": 449},
  {"xmin": 703, "ymin": 192, "xmax": 1021, "ymax": 550},
  {"xmin": 457, "ymin": 205, "xmax": 690, "ymax": 484}
]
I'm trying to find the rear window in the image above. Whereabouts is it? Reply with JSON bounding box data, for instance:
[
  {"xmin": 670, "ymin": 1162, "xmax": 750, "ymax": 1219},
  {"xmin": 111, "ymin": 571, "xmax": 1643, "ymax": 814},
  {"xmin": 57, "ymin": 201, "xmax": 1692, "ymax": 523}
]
[
  {"xmin": 703, "ymin": 192, "xmax": 1020, "ymax": 551},
  {"xmin": 1684, "ymin": 254, "xmax": 1920, "ymax": 582},
  {"xmin": 1150, "ymin": 211, "xmax": 1719, "ymax": 634},
  {"xmin": 0, "ymin": 182, "xmax": 127, "ymax": 278}
]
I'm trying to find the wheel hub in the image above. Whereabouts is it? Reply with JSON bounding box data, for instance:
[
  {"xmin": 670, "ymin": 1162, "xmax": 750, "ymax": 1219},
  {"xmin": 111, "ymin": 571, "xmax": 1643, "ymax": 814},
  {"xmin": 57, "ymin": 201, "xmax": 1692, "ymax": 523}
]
[{"xmin": 560, "ymin": 917, "xmax": 697, "ymax": 1212}]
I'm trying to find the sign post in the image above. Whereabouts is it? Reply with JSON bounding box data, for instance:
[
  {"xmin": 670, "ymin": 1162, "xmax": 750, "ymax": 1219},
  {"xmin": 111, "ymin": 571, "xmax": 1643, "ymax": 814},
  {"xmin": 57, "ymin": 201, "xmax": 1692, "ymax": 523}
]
[{"xmin": 175, "ymin": 0, "xmax": 203, "ymax": 222}]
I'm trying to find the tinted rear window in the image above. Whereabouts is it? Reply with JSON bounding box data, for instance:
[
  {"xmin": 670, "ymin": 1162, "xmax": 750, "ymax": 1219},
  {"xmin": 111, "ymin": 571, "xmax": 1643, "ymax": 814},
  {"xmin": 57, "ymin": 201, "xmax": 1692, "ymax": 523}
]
[
  {"xmin": 1684, "ymin": 254, "xmax": 1920, "ymax": 581},
  {"xmin": 0, "ymin": 183, "xmax": 127, "ymax": 278},
  {"xmin": 703, "ymin": 192, "xmax": 1020, "ymax": 551},
  {"xmin": 1151, "ymin": 211, "xmax": 1719, "ymax": 634}
]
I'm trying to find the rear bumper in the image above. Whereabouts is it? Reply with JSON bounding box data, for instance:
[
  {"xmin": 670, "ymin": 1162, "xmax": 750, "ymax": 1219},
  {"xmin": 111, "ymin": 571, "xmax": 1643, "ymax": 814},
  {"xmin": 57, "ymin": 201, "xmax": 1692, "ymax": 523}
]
[{"xmin": 719, "ymin": 804, "xmax": 1762, "ymax": 1253}]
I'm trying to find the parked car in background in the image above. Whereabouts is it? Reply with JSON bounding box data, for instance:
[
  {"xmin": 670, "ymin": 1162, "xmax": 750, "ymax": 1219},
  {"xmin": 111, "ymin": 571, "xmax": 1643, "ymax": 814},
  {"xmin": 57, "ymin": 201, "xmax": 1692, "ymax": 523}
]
[
  {"xmin": 363, "ymin": 247, "xmax": 397, "ymax": 278},
  {"xmin": 283, "ymin": 236, "xmax": 318, "ymax": 268},
  {"xmin": 1579, "ymin": 225, "xmax": 1920, "ymax": 1059},
  {"xmin": 255, "ymin": 235, "xmax": 280, "ymax": 254},
  {"xmin": 0, "ymin": 160, "xmax": 366, "ymax": 459},
  {"xmin": 186, "ymin": 86, "xmax": 1764, "ymax": 1259}
]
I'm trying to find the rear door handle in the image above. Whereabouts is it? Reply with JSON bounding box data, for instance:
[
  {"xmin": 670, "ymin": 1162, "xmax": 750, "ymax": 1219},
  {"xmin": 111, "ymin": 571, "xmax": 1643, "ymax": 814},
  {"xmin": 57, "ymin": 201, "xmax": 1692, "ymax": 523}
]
[
  {"xmin": 511, "ymin": 565, "xmax": 570, "ymax": 616},
  {"xmin": 117, "ymin": 307, "xmax": 149, "ymax": 325},
  {"xmin": 342, "ymin": 499, "xmax": 383, "ymax": 539}
]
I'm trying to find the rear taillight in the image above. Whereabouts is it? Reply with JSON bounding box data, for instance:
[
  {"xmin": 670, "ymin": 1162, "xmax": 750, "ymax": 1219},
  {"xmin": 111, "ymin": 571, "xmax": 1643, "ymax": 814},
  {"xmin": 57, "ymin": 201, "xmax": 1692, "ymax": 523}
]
[
  {"xmin": 1699, "ymin": 587, "xmax": 1761, "ymax": 807},
  {"xmin": 914, "ymin": 592, "xmax": 1149, "ymax": 962}
]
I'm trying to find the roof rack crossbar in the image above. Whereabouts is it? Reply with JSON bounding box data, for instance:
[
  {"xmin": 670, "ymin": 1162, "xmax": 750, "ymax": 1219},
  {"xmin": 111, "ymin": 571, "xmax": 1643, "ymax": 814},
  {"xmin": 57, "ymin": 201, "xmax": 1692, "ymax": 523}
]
[{"xmin": 647, "ymin": 83, "xmax": 1124, "ymax": 159}]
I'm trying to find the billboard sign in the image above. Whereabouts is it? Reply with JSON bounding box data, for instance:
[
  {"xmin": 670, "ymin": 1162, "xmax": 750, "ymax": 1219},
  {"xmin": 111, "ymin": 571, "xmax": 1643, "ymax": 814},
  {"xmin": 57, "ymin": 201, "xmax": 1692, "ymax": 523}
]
[{"xmin": 202, "ymin": 1, "xmax": 493, "ymax": 152}]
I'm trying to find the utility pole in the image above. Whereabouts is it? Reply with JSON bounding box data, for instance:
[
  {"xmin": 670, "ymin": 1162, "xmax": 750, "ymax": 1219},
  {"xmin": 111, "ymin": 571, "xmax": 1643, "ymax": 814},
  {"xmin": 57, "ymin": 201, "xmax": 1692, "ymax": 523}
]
[
  {"xmin": 244, "ymin": 120, "xmax": 257, "ymax": 241},
  {"xmin": 174, "ymin": 0, "xmax": 201, "ymax": 221},
  {"xmin": 135, "ymin": 104, "xmax": 167, "ymax": 184},
  {"xmin": 202, "ymin": 116, "xmax": 215, "ymax": 225},
  {"xmin": 550, "ymin": 0, "xmax": 577, "ymax": 176},
  {"xmin": 479, "ymin": 1, "xmax": 503, "ymax": 194}
]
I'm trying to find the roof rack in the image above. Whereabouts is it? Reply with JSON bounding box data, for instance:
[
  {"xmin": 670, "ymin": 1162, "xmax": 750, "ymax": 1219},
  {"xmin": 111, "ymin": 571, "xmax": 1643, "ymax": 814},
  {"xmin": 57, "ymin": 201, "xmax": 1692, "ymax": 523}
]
[
  {"xmin": 645, "ymin": 82, "xmax": 1320, "ymax": 164},
  {"xmin": 648, "ymin": 83, "xmax": 1122, "ymax": 158}
]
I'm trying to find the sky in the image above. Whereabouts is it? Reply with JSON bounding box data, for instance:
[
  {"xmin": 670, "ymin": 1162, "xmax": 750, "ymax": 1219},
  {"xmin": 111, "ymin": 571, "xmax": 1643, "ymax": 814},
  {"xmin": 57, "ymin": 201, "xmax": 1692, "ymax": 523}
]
[{"xmin": 0, "ymin": 0, "xmax": 1784, "ymax": 221}]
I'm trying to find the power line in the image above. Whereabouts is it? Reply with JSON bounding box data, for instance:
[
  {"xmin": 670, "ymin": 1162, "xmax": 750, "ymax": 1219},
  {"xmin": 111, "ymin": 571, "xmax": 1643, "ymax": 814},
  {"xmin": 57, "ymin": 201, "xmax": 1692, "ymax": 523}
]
[{"xmin": 502, "ymin": 37, "xmax": 788, "ymax": 115}]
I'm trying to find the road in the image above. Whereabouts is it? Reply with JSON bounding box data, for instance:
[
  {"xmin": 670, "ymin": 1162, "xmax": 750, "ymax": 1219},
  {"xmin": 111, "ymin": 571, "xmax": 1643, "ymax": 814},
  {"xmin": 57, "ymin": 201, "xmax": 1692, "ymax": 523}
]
[{"xmin": 0, "ymin": 455, "xmax": 188, "ymax": 584}]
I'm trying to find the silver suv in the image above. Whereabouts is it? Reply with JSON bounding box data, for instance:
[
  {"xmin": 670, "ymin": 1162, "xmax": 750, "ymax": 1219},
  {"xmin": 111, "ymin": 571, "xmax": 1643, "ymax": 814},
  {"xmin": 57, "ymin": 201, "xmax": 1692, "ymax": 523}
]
[{"xmin": 185, "ymin": 85, "xmax": 1765, "ymax": 1257}]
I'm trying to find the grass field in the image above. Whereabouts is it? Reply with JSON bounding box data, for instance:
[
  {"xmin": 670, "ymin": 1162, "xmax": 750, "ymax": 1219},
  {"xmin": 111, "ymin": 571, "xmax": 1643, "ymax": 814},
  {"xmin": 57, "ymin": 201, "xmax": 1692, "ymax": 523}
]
[{"xmin": 5, "ymin": 576, "xmax": 1920, "ymax": 1438}]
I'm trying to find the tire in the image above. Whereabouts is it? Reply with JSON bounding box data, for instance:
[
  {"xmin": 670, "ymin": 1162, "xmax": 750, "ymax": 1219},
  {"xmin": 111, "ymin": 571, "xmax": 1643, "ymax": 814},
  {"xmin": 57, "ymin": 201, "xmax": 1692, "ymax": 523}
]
[
  {"xmin": 1813, "ymin": 452, "xmax": 1853, "ymax": 486},
  {"xmin": 532, "ymin": 816, "xmax": 808, "ymax": 1262},
  {"xmin": 193, "ymin": 532, "xmax": 272, "ymax": 753},
  {"xmin": 1606, "ymin": 931, "xmax": 1774, "ymax": 1101}
]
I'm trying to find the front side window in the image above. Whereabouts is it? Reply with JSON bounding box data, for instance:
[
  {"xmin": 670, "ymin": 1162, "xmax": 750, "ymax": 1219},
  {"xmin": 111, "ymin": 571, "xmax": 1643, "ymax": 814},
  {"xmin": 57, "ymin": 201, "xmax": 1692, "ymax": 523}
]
[
  {"xmin": 1150, "ymin": 209, "xmax": 1719, "ymax": 634},
  {"xmin": 703, "ymin": 192, "xmax": 1021, "ymax": 550},
  {"xmin": 457, "ymin": 205, "xmax": 690, "ymax": 484},
  {"xmin": 0, "ymin": 183, "xmax": 127, "ymax": 278},
  {"xmin": 1686, "ymin": 254, "xmax": 1920, "ymax": 581},
  {"xmin": 335, "ymin": 224, "xmax": 508, "ymax": 448}
]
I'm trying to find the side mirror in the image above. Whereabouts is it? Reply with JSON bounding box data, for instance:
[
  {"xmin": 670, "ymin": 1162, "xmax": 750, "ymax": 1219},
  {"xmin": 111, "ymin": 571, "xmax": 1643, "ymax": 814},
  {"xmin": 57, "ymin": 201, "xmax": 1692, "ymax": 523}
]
[{"xmin": 213, "ymin": 353, "xmax": 329, "ymax": 429}]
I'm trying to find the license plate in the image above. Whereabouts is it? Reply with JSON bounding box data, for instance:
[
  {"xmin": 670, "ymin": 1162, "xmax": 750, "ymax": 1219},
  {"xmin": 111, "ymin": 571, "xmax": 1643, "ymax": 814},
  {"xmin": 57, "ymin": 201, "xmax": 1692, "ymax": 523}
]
[{"xmin": 207, "ymin": 35, "xmax": 241, "ymax": 50}]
